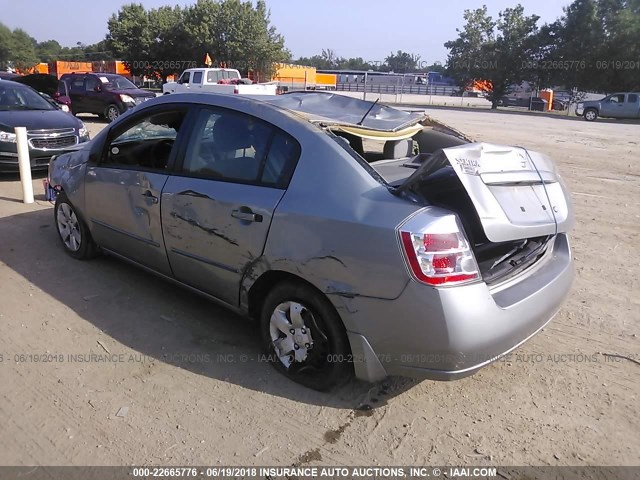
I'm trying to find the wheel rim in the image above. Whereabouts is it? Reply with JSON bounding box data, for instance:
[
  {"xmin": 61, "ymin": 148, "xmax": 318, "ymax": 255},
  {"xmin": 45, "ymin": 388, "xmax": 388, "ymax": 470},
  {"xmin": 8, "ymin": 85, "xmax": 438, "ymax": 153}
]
[
  {"xmin": 107, "ymin": 107, "xmax": 119, "ymax": 121},
  {"xmin": 269, "ymin": 301, "xmax": 319, "ymax": 369},
  {"xmin": 586, "ymin": 111, "xmax": 596, "ymax": 120},
  {"xmin": 56, "ymin": 203, "xmax": 82, "ymax": 252}
]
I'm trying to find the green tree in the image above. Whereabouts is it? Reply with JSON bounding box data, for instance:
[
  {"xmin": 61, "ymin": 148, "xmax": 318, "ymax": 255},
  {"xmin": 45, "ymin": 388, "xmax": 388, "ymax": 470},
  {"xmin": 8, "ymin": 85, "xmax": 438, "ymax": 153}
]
[
  {"xmin": 187, "ymin": 0, "xmax": 288, "ymax": 75},
  {"xmin": 445, "ymin": 5, "xmax": 540, "ymax": 109},
  {"xmin": 0, "ymin": 23, "xmax": 13, "ymax": 68},
  {"xmin": 106, "ymin": 3, "xmax": 152, "ymax": 77},
  {"xmin": 148, "ymin": 6, "xmax": 191, "ymax": 80},
  {"xmin": 36, "ymin": 40, "xmax": 62, "ymax": 63},
  {"xmin": 84, "ymin": 40, "xmax": 115, "ymax": 61},
  {"xmin": 11, "ymin": 29, "xmax": 39, "ymax": 71},
  {"xmin": 383, "ymin": 50, "xmax": 420, "ymax": 73},
  {"xmin": 107, "ymin": 0, "xmax": 289, "ymax": 80},
  {"xmin": 595, "ymin": 0, "xmax": 640, "ymax": 90}
]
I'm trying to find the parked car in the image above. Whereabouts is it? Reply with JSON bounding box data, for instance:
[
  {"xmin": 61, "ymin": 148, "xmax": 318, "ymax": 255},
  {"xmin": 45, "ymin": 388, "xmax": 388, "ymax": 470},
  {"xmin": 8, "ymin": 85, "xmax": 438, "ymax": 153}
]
[
  {"xmin": 13, "ymin": 73, "xmax": 72, "ymax": 112},
  {"xmin": 0, "ymin": 79, "xmax": 90, "ymax": 173},
  {"xmin": 0, "ymin": 71, "xmax": 21, "ymax": 81},
  {"xmin": 48, "ymin": 92, "xmax": 574, "ymax": 390},
  {"xmin": 163, "ymin": 68, "xmax": 277, "ymax": 96},
  {"xmin": 60, "ymin": 73, "xmax": 156, "ymax": 122},
  {"xmin": 496, "ymin": 95, "xmax": 529, "ymax": 107},
  {"xmin": 551, "ymin": 90, "xmax": 572, "ymax": 111},
  {"xmin": 576, "ymin": 92, "xmax": 640, "ymax": 121}
]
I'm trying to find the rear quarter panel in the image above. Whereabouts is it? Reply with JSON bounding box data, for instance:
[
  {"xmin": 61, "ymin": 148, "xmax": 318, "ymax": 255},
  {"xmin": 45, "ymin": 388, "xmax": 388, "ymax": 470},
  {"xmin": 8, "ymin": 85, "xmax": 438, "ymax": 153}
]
[{"xmin": 246, "ymin": 118, "xmax": 421, "ymax": 332}]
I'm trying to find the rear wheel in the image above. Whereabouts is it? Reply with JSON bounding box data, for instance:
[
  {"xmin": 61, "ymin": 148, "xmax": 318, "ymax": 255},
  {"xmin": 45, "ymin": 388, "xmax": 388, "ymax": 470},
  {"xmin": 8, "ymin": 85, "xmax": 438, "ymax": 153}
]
[
  {"xmin": 260, "ymin": 281, "xmax": 353, "ymax": 391},
  {"xmin": 584, "ymin": 108, "xmax": 598, "ymax": 121},
  {"xmin": 105, "ymin": 104, "xmax": 120, "ymax": 122},
  {"xmin": 54, "ymin": 192, "xmax": 98, "ymax": 260}
]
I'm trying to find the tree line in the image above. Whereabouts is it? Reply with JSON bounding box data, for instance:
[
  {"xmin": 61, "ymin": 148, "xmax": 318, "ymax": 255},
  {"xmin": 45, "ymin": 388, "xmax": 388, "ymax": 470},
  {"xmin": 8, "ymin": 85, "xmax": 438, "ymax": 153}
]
[
  {"xmin": 445, "ymin": 0, "xmax": 640, "ymax": 107},
  {"xmin": 1, "ymin": 0, "xmax": 637, "ymax": 100},
  {"xmin": 292, "ymin": 48, "xmax": 445, "ymax": 74}
]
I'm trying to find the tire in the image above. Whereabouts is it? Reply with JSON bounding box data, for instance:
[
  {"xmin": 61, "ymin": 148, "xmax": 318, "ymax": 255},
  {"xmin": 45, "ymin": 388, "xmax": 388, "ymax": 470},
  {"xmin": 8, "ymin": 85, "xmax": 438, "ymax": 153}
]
[
  {"xmin": 54, "ymin": 192, "xmax": 98, "ymax": 260},
  {"xmin": 260, "ymin": 281, "xmax": 353, "ymax": 391},
  {"xmin": 584, "ymin": 108, "xmax": 598, "ymax": 122},
  {"xmin": 105, "ymin": 104, "xmax": 121, "ymax": 123}
]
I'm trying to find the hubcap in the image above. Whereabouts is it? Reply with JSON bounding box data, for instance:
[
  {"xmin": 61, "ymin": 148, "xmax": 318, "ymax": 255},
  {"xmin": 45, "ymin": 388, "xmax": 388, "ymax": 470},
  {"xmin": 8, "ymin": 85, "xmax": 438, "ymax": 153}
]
[
  {"xmin": 586, "ymin": 111, "xmax": 596, "ymax": 120},
  {"xmin": 108, "ymin": 107, "xmax": 119, "ymax": 121},
  {"xmin": 269, "ymin": 302, "xmax": 315, "ymax": 368},
  {"xmin": 56, "ymin": 203, "xmax": 81, "ymax": 251}
]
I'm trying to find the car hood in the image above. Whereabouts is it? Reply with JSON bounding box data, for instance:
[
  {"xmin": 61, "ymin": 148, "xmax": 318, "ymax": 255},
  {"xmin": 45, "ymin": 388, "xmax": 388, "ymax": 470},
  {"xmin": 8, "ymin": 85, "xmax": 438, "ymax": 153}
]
[
  {"xmin": 106, "ymin": 88, "xmax": 155, "ymax": 98},
  {"xmin": 0, "ymin": 109, "xmax": 80, "ymax": 131}
]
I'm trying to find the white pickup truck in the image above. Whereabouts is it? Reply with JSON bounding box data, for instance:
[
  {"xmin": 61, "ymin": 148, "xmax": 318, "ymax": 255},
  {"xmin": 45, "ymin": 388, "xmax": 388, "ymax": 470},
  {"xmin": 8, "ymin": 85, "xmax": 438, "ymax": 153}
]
[{"xmin": 162, "ymin": 68, "xmax": 277, "ymax": 95}]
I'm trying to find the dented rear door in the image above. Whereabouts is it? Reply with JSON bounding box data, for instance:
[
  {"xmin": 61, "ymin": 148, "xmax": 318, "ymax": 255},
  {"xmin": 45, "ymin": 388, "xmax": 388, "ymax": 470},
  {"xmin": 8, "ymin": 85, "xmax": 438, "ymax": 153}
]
[
  {"xmin": 161, "ymin": 177, "xmax": 284, "ymax": 306},
  {"xmin": 400, "ymin": 143, "xmax": 573, "ymax": 242}
]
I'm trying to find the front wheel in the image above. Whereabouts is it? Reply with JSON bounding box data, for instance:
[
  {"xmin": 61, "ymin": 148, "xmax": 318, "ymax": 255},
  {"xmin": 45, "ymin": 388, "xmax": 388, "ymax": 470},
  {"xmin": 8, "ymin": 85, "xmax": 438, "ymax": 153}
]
[
  {"xmin": 54, "ymin": 192, "xmax": 98, "ymax": 260},
  {"xmin": 260, "ymin": 281, "xmax": 353, "ymax": 391},
  {"xmin": 105, "ymin": 104, "xmax": 121, "ymax": 122},
  {"xmin": 584, "ymin": 108, "xmax": 598, "ymax": 121}
]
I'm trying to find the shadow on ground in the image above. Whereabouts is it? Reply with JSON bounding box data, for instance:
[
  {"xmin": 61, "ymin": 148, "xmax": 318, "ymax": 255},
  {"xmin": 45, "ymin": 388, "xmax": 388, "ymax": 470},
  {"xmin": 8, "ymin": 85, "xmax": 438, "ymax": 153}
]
[{"xmin": 0, "ymin": 207, "xmax": 417, "ymax": 409}]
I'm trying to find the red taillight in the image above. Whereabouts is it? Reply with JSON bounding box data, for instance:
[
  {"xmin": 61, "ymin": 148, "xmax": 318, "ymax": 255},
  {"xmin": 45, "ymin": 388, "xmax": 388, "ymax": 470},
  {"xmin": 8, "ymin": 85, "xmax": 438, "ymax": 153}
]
[
  {"xmin": 399, "ymin": 213, "xmax": 480, "ymax": 287},
  {"xmin": 423, "ymin": 233, "xmax": 459, "ymax": 251}
]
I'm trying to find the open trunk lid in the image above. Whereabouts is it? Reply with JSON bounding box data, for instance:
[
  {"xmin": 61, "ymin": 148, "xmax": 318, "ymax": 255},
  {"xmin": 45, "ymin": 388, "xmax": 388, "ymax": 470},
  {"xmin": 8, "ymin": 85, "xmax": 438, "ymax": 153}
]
[{"xmin": 397, "ymin": 143, "xmax": 573, "ymax": 243}]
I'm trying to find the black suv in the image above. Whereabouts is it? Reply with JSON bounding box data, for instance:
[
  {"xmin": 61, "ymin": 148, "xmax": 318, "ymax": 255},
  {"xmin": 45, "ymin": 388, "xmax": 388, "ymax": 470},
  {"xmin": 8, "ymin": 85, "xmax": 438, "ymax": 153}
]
[{"xmin": 60, "ymin": 73, "xmax": 156, "ymax": 122}]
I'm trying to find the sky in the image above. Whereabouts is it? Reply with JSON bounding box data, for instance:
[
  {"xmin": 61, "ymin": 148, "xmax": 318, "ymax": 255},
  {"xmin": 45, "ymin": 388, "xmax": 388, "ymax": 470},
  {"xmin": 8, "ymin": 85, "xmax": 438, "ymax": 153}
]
[{"xmin": 1, "ymin": 0, "xmax": 571, "ymax": 63}]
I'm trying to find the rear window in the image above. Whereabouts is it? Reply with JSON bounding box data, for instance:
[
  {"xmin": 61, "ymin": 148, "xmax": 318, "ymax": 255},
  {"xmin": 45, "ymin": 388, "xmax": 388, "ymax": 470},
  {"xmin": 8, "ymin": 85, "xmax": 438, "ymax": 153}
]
[
  {"xmin": 206, "ymin": 71, "xmax": 221, "ymax": 83},
  {"xmin": 329, "ymin": 132, "xmax": 388, "ymax": 187},
  {"xmin": 628, "ymin": 94, "xmax": 638, "ymax": 103}
]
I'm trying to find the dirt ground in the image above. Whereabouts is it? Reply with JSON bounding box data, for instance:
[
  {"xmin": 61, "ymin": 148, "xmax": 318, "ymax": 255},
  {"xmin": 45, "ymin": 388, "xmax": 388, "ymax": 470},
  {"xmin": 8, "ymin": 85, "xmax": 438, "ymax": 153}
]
[{"xmin": 0, "ymin": 110, "xmax": 638, "ymax": 468}]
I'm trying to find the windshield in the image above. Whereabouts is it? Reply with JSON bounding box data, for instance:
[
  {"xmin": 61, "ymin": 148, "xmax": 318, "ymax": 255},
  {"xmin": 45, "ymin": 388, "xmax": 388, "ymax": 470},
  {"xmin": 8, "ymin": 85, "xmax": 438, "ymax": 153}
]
[
  {"xmin": 0, "ymin": 84, "xmax": 55, "ymax": 111},
  {"xmin": 103, "ymin": 76, "xmax": 137, "ymax": 90}
]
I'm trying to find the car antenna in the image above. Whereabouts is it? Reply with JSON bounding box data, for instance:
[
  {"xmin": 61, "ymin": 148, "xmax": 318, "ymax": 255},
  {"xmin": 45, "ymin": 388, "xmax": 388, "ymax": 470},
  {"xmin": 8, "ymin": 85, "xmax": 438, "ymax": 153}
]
[{"xmin": 357, "ymin": 98, "xmax": 379, "ymax": 125}]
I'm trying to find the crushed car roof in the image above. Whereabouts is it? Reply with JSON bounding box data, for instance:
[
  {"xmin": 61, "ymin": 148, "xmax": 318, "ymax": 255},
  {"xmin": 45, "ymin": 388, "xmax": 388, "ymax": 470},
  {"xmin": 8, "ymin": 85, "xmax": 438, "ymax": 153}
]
[{"xmin": 259, "ymin": 92, "xmax": 426, "ymax": 132}]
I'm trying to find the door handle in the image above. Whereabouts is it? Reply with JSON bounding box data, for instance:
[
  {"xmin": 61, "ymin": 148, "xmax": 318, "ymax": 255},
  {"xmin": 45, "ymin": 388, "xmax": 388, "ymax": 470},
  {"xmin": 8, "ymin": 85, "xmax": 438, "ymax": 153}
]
[
  {"xmin": 141, "ymin": 190, "xmax": 158, "ymax": 204},
  {"xmin": 231, "ymin": 209, "xmax": 262, "ymax": 222}
]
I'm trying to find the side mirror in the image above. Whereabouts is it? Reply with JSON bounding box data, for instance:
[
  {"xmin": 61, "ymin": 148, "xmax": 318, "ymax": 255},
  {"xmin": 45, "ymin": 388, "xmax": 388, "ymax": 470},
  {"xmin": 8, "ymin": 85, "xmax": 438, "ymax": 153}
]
[{"xmin": 94, "ymin": 85, "xmax": 102, "ymax": 92}]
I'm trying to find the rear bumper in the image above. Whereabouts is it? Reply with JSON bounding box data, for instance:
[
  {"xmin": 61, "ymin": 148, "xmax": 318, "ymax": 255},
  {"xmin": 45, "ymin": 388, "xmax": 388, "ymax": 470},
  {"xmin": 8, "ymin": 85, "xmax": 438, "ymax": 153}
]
[{"xmin": 342, "ymin": 234, "xmax": 574, "ymax": 382}]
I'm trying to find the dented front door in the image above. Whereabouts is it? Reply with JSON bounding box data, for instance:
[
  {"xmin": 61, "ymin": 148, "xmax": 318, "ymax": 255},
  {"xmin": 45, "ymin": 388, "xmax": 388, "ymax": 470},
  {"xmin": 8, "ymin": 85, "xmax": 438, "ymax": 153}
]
[
  {"xmin": 84, "ymin": 168, "xmax": 172, "ymax": 275},
  {"xmin": 161, "ymin": 177, "xmax": 284, "ymax": 306}
]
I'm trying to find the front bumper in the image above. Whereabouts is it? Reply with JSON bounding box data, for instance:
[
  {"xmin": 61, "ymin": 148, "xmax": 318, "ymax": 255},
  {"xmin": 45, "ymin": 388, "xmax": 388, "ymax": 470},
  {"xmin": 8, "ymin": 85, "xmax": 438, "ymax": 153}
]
[
  {"xmin": 0, "ymin": 151, "xmax": 53, "ymax": 172},
  {"xmin": 0, "ymin": 140, "xmax": 89, "ymax": 173},
  {"xmin": 342, "ymin": 234, "xmax": 574, "ymax": 382}
]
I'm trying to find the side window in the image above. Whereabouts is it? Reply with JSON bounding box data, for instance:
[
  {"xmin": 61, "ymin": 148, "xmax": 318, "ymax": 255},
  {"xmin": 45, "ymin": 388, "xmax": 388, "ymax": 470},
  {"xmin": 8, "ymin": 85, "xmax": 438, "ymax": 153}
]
[
  {"xmin": 192, "ymin": 71, "xmax": 203, "ymax": 84},
  {"xmin": 70, "ymin": 77, "xmax": 85, "ymax": 92},
  {"xmin": 181, "ymin": 108, "xmax": 299, "ymax": 187},
  {"xmin": 179, "ymin": 72, "xmax": 190, "ymax": 84},
  {"xmin": 57, "ymin": 80, "xmax": 68, "ymax": 96},
  {"xmin": 261, "ymin": 132, "xmax": 301, "ymax": 187},
  {"xmin": 103, "ymin": 109, "xmax": 187, "ymax": 170},
  {"xmin": 85, "ymin": 76, "xmax": 100, "ymax": 92},
  {"xmin": 609, "ymin": 94, "xmax": 624, "ymax": 103},
  {"xmin": 627, "ymin": 94, "xmax": 638, "ymax": 104}
]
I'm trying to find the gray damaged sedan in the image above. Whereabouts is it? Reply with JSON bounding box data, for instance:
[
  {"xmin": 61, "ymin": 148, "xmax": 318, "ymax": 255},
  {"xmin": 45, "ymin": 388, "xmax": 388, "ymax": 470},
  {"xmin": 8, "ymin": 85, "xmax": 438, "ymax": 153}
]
[{"xmin": 49, "ymin": 92, "xmax": 574, "ymax": 391}]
